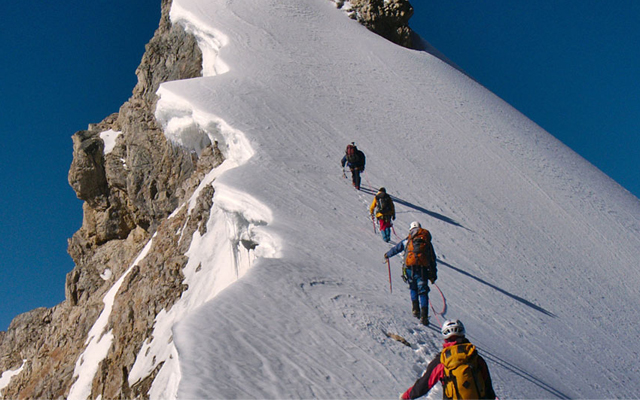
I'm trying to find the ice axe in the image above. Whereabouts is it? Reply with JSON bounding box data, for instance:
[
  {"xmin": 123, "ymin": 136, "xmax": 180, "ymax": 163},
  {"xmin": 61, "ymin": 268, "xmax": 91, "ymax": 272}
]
[{"xmin": 385, "ymin": 257, "xmax": 392, "ymax": 293}]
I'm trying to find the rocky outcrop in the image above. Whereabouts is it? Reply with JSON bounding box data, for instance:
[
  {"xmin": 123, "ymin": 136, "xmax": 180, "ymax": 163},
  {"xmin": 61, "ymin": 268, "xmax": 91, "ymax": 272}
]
[
  {"xmin": 67, "ymin": 0, "xmax": 203, "ymax": 256},
  {"xmin": 0, "ymin": 0, "xmax": 414, "ymax": 398},
  {"xmin": 0, "ymin": 0, "xmax": 216, "ymax": 397},
  {"xmin": 82, "ymin": 147, "xmax": 221, "ymax": 398},
  {"xmin": 0, "ymin": 144, "xmax": 222, "ymax": 397},
  {"xmin": 335, "ymin": 0, "xmax": 416, "ymax": 49}
]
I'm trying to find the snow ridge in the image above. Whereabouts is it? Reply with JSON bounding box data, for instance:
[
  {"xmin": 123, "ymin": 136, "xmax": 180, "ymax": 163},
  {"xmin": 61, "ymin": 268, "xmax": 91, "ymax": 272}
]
[
  {"xmin": 156, "ymin": 0, "xmax": 640, "ymax": 398},
  {"xmin": 170, "ymin": 1, "xmax": 229, "ymax": 77},
  {"xmin": 74, "ymin": 0, "xmax": 640, "ymax": 398},
  {"xmin": 127, "ymin": 96, "xmax": 279, "ymax": 398},
  {"xmin": 126, "ymin": 16, "xmax": 279, "ymax": 395},
  {"xmin": 67, "ymin": 12, "xmax": 280, "ymax": 394}
]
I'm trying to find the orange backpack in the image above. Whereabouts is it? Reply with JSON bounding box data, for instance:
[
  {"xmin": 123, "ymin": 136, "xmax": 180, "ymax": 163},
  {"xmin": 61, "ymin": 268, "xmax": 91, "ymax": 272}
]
[{"xmin": 405, "ymin": 228, "xmax": 436, "ymax": 271}]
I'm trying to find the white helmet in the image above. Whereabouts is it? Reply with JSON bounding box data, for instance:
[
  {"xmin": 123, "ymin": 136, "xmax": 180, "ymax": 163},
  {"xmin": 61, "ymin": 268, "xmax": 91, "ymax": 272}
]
[
  {"xmin": 441, "ymin": 319, "xmax": 466, "ymax": 339},
  {"xmin": 409, "ymin": 221, "xmax": 421, "ymax": 230}
]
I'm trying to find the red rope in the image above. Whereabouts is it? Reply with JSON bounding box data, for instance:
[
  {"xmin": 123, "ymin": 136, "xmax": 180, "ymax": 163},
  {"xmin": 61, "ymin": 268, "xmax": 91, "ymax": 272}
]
[
  {"xmin": 363, "ymin": 172, "xmax": 373, "ymax": 190},
  {"xmin": 432, "ymin": 283, "xmax": 446, "ymax": 314},
  {"xmin": 391, "ymin": 225, "xmax": 402, "ymax": 241},
  {"xmin": 429, "ymin": 283, "xmax": 446, "ymax": 326},
  {"xmin": 430, "ymin": 301, "xmax": 442, "ymax": 326}
]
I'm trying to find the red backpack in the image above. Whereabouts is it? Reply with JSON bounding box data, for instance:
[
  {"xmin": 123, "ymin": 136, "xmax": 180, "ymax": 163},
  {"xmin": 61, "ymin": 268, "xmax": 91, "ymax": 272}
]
[{"xmin": 346, "ymin": 144, "xmax": 359, "ymax": 163}]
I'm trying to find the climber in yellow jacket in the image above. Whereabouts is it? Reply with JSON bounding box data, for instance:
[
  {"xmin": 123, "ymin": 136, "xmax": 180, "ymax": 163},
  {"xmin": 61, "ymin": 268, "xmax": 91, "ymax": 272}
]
[{"xmin": 369, "ymin": 187, "xmax": 395, "ymax": 242}]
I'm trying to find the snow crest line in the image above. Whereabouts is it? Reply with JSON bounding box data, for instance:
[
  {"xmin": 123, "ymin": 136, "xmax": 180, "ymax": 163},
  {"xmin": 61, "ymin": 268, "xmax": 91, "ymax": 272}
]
[
  {"xmin": 127, "ymin": 94, "xmax": 279, "ymax": 397},
  {"xmin": 170, "ymin": 2, "xmax": 229, "ymax": 77},
  {"xmin": 126, "ymin": 21, "xmax": 279, "ymax": 393}
]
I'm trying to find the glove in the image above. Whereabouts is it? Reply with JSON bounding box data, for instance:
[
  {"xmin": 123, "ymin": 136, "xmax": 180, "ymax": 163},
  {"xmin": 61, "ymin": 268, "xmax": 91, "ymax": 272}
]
[
  {"xmin": 384, "ymin": 253, "xmax": 389, "ymax": 259},
  {"xmin": 392, "ymin": 215, "xmax": 395, "ymax": 221},
  {"xmin": 430, "ymin": 277, "xmax": 436, "ymax": 284}
]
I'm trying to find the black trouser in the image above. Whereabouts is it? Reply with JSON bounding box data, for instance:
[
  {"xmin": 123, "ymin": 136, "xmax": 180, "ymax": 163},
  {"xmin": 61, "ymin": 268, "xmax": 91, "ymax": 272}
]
[{"xmin": 350, "ymin": 167, "xmax": 361, "ymax": 189}]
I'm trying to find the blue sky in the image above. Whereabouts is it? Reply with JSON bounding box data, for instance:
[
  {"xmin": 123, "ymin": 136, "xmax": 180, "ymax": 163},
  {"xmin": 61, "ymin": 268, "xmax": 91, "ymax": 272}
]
[
  {"xmin": 0, "ymin": 1, "xmax": 637, "ymax": 331},
  {"xmin": 411, "ymin": 1, "xmax": 640, "ymax": 198},
  {"xmin": 0, "ymin": 0, "xmax": 161, "ymax": 330}
]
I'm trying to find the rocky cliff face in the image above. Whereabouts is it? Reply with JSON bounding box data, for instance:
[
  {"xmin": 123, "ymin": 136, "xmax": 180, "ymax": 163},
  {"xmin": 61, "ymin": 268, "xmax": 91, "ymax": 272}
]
[
  {"xmin": 0, "ymin": 1, "xmax": 415, "ymax": 398},
  {"xmin": 334, "ymin": 0, "xmax": 416, "ymax": 49},
  {"xmin": 0, "ymin": 0, "xmax": 215, "ymax": 397}
]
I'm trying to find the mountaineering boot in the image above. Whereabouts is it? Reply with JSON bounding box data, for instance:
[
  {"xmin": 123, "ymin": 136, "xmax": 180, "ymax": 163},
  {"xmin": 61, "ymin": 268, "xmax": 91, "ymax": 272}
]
[
  {"xmin": 412, "ymin": 300, "xmax": 420, "ymax": 319},
  {"xmin": 420, "ymin": 308, "xmax": 429, "ymax": 326}
]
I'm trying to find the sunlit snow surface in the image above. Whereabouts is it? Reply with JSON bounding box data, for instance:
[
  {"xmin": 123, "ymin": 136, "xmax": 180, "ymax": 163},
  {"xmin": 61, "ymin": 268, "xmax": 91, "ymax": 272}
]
[{"xmin": 35, "ymin": 0, "xmax": 640, "ymax": 398}]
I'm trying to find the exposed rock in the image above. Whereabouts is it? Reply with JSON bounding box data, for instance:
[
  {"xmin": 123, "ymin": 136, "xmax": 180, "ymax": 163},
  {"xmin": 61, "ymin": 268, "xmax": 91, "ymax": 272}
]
[
  {"xmin": 0, "ymin": 0, "xmax": 209, "ymax": 397},
  {"xmin": 337, "ymin": 0, "xmax": 416, "ymax": 49},
  {"xmin": 133, "ymin": 0, "xmax": 203, "ymax": 107},
  {"xmin": 0, "ymin": 0, "xmax": 412, "ymax": 398},
  {"xmin": 68, "ymin": 130, "xmax": 109, "ymax": 209},
  {"xmin": 88, "ymin": 146, "xmax": 222, "ymax": 399},
  {"xmin": 66, "ymin": 0, "xmax": 203, "ymax": 249},
  {"xmin": 0, "ymin": 303, "xmax": 104, "ymax": 399}
]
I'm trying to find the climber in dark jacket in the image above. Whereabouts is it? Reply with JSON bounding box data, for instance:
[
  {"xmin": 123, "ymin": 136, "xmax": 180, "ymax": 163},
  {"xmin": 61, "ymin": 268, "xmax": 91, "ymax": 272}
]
[{"xmin": 341, "ymin": 142, "xmax": 366, "ymax": 190}]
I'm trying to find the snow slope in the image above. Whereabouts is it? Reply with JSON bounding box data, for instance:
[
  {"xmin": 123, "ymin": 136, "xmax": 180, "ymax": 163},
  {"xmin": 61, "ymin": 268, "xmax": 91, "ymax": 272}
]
[{"xmin": 60, "ymin": 0, "xmax": 640, "ymax": 398}]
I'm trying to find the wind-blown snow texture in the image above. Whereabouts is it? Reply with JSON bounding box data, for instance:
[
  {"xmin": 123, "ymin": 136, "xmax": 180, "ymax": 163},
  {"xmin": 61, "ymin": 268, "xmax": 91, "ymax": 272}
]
[{"xmin": 70, "ymin": 0, "xmax": 640, "ymax": 398}]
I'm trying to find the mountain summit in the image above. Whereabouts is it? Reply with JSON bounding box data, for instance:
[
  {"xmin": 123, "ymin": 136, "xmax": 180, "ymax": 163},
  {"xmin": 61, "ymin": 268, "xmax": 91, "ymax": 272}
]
[{"xmin": 2, "ymin": 0, "xmax": 640, "ymax": 398}]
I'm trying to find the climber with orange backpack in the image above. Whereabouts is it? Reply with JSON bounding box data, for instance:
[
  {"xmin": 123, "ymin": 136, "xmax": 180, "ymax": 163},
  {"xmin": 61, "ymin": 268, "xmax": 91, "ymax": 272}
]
[
  {"xmin": 384, "ymin": 221, "xmax": 435, "ymax": 325},
  {"xmin": 341, "ymin": 142, "xmax": 366, "ymax": 190},
  {"xmin": 400, "ymin": 319, "xmax": 496, "ymax": 399}
]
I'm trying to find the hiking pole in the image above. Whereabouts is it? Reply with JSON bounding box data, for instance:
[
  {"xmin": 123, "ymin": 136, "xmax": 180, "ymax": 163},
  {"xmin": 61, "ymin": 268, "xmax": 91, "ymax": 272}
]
[
  {"xmin": 371, "ymin": 214, "xmax": 377, "ymax": 233},
  {"xmin": 386, "ymin": 258, "xmax": 393, "ymax": 294}
]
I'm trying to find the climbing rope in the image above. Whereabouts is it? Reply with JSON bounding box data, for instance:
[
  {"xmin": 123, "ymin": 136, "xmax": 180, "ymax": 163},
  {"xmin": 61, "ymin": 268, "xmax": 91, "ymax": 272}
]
[
  {"xmin": 391, "ymin": 225, "xmax": 403, "ymax": 241},
  {"xmin": 362, "ymin": 172, "xmax": 374, "ymax": 190},
  {"xmin": 429, "ymin": 283, "xmax": 446, "ymax": 326}
]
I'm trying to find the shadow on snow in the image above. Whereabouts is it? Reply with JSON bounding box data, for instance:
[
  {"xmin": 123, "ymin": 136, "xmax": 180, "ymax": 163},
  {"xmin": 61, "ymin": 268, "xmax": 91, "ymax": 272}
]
[
  {"xmin": 479, "ymin": 347, "xmax": 572, "ymax": 399},
  {"xmin": 357, "ymin": 184, "xmax": 567, "ymax": 398},
  {"xmin": 359, "ymin": 186, "xmax": 467, "ymax": 230},
  {"xmin": 437, "ymin": 259, "xmax": 556, "ymax": 318}
]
